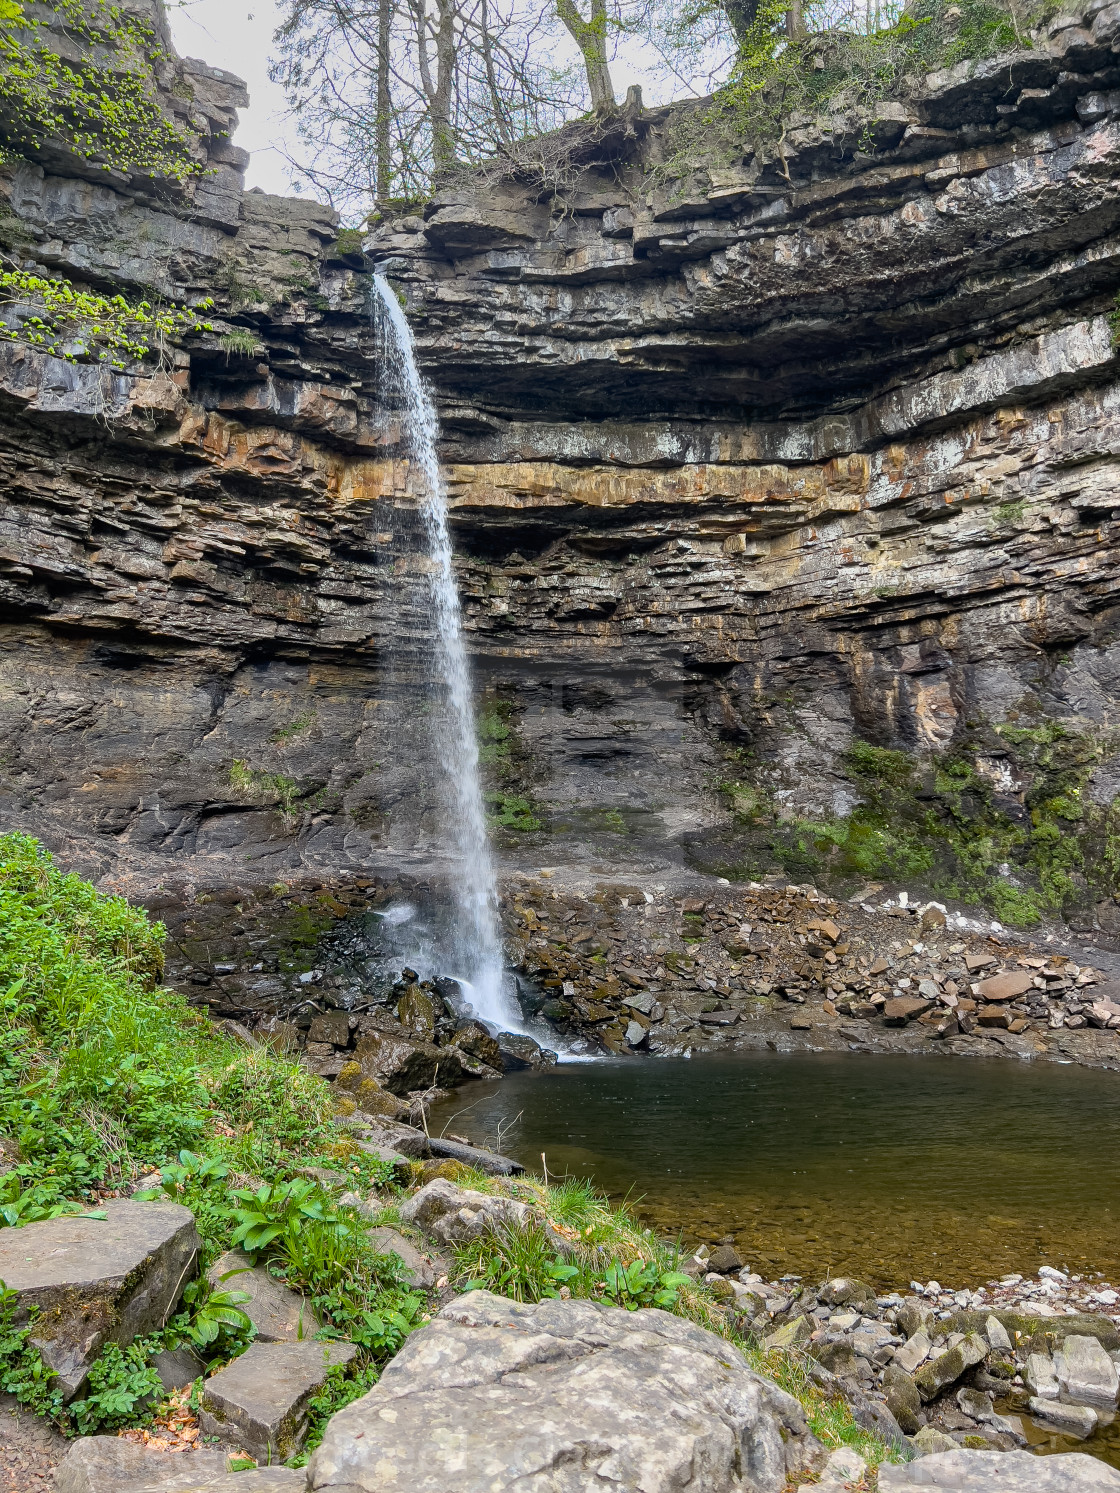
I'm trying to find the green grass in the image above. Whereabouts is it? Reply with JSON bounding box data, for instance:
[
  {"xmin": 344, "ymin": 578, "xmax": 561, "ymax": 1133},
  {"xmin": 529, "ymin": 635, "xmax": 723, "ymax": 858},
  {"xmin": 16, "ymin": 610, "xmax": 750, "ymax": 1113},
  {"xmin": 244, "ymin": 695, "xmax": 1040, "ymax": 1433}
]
[{"xmin": 0, "ymin": 833, "xmax": 423, "ymax": 1437}]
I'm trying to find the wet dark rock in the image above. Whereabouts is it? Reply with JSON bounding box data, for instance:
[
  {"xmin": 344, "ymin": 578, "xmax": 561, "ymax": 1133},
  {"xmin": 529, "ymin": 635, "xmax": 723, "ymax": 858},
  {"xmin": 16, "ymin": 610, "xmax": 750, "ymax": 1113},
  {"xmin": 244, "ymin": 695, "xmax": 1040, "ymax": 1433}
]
[
  {"xmin": 707, "ymin": 1243, "xmax": 743, "ymax": 1275},
  {"xmin": 883, "ymin": 1363, "xmax": 922, "ymax": 1435},
  {"xmin": 426, "ymin": 1136, "xmax": 525, "ymax": 1176},
  {"xmin": 496, "ymin": 1033, "xmax": 558, "ymax": 1071}
]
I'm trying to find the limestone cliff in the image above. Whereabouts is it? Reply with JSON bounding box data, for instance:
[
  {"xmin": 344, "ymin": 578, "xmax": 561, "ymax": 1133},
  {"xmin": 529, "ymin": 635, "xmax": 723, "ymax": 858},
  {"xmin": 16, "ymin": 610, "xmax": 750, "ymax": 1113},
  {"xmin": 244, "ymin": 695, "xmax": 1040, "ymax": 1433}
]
[{"xmin": 1, "ymin": 0, "xmax": 1119, "ymax": 937}]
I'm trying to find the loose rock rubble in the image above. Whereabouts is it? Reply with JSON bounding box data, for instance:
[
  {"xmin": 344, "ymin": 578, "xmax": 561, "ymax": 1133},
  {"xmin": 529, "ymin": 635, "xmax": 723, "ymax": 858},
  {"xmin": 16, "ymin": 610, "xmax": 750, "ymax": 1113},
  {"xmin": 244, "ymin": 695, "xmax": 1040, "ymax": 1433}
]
[
  {"xmin": 692, "ymin": 1249, "xmax": 1120, "ymax": 1458},
  {"xmin": 505, "ymin": 877, "xmax": 1120, "ymax": 1068}
]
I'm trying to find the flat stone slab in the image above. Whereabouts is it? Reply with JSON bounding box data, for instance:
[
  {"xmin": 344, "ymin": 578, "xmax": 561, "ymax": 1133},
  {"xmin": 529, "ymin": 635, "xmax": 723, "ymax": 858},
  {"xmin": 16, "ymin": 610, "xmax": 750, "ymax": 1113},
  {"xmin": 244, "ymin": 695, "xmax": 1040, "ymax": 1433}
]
[
  {"xmin": 307, "ymin": 1289, "xmax": 822, "ymax": 1492},
  {"xmin": 367, "ymin": 1225, "xmax": 443, "ymax": 1290},
  {"xmin": 53, "ymin": 1436, "xmax": 228, "ymax": 1493},
  {"xmin": 879, "ymin": 1448, "xmax": 1120, "ymax": 1489},
  {"xmin": 208, "ymin": 1249, "xmax": 320, "ymax": 1342},
  {"xmin": 199, "ymin": 1339, "xmax": 356, "ymax": 1461},
  {"xmin": 0, "ymin": 1201, "xmax": 199, "ymax": 1398}
]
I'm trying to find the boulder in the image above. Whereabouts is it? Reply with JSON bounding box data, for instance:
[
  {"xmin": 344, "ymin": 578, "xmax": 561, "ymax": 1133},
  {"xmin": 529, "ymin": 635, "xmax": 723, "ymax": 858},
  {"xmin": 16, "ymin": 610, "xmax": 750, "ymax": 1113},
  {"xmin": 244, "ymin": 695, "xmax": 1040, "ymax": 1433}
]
[
  {"xmin": 135, "ymin": 1474, "xmax": 305, "ymax": 1493},
  {"xmin": 307, "ymin": 1012, "xmax": 351, "ymax": 1047},
  {"xmin": 883, "ymin": 1363, "xmax": 921, "ymax": 1434},
  {"xmin": 819, "ymin": 1448, "xmax": 868, "ymax": 1487},
  {"xmin": 1054, "ymin": 1333, "xmax": 1120, "ymax": 1409},
  {"xmin": 763, "ymin": 1315, "xmax": 811, "ymax": 1352},
  {"xmin": 426, "ymin": 1135, "xmax": 525, "ymax": 1175},
  {"xmin": 452, "ymin": 1021, "xmax": 503, "ymax": 1071},
  {"xmin": 912, "ymin": 1427, "xmax": 960, "ymax": 1455},
  {"xmin": 53, "ymin": 1438, "xmax": 227, "ymax": 1493},
  {"xmin": 344, "ymin": 1116, "xmax": 430, "ymax": 1158},
  {"xmin": 199, "ymin": 1340, "xmax": 356, "ymax": 1461},
  {"xmin": 398, "ymin": 986, "xmax": 438, "ymax": 1041},
  {"xmin": 818, "ymin": 1277, "xmax": 876, "ymax": 1309},
  {"xmin": 882, "ymin": 997, "xmax": 932, "ymax": 1025},
  {"xmin": 896, "ymin": 1299, "xmax": 935, "ymax": 1339},
  {"xmin": 307, "ymin": 1290, "xmax": 824, "ymax": 1492},
  {"xmin": 880, "ymin": 1449, "xmax": 1120, "ymax": 1489},
  {"xmin": 0, "ymin": 1200, "xmax": 199, "ymax": 1398},
  {"xmin": 976, "ymin": 971, "xmax": 1035, "ymax": 1002},
  {"xmin": 496, "ymin": 1032, "xmax": 558, "ymax": 1071},
  {"xmin": 894, "ymin": 1330, "xmax": 932, "ymax": 1374},
  {"xmin": 914, "ymin": 1333, "xmax": 987, "ymax": 1401},
  {"xmin": 208, "ymin": 1249, "xmax": 320, "ymax": 1342},
  {"xmin": 398, "ymin": 1177, "xmax": 572, "ymax": 1254},
  {"xmin": 1025, "ymin": 1351, "xmax": 1060, "ymax": 1399},
  {"xmin": 352, "ymin": 1029, "xmax": 440, "ymax": 1094},
  {"xmin": 707, "ymin": 1243, "xmax": 743, "ymax": 1274}
]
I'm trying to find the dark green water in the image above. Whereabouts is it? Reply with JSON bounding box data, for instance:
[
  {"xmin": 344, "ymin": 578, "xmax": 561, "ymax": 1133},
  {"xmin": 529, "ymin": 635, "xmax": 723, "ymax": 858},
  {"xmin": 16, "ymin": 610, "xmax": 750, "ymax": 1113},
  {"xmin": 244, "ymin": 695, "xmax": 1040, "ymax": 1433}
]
[{"xmin": 428, "ymin": 1052, "xmax": 1120, "ymax": 1289}]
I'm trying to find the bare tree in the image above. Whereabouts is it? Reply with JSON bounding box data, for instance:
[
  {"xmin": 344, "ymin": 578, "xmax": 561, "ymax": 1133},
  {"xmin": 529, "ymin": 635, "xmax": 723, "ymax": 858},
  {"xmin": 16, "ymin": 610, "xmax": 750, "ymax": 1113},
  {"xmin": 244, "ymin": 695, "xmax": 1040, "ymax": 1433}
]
[{"xmin": 272, "ymin": 0, "xmax": 581, "ymax": 213}]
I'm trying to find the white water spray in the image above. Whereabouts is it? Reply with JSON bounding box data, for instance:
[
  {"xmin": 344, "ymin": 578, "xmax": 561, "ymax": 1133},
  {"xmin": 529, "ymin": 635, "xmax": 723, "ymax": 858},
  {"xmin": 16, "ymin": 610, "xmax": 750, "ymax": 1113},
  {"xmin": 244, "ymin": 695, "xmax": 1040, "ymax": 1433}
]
[{"xmin": 372, "ymin": 274, "xmax": 518, "ymax": 1030}]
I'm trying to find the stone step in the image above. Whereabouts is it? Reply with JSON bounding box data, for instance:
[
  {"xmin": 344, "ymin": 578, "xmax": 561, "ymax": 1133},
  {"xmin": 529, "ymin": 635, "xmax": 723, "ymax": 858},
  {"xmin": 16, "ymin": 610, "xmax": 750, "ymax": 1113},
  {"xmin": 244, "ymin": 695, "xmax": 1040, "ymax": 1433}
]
[
  {"xmin": 199, "ymin": 1340, "xmax": 356, "ymax": 1461},
  {"xmin": 0, "ymin": 1201, "xmax": 200, "ymax": 1399}
]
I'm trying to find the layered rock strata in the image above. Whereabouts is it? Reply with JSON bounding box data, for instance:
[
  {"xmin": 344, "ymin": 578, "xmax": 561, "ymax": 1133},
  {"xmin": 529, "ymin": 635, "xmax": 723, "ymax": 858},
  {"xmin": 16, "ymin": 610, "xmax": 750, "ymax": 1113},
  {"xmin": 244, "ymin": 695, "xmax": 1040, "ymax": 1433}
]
[{"xmin": 1, "ymin": 0, "xmax": 1119, "ymax": 942}]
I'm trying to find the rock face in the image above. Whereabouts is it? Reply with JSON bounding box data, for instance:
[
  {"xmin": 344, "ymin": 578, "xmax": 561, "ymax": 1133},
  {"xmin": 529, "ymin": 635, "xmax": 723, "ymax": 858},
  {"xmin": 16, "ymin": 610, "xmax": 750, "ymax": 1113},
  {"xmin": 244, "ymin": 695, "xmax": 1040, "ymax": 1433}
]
[
  {"xmin": 307, "ymin": 1290, "xmax": 823, "ymax": 1492},
  {"xmin": 0, "ymin": 1201, "xmax": 199, "ymax": 1397},
  {"xmin": 1, "ymin": 0, "xmax": 1119, "ymax": 940}
]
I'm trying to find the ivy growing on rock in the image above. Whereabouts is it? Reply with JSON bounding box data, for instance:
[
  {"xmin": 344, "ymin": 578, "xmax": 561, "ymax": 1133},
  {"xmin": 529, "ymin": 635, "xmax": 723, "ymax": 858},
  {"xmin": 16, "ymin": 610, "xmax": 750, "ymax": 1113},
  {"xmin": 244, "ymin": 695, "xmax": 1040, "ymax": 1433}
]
[
  {"xmin": 0, "ymin": 259, "xmax": 212, "ymax": 369},
  {"xmin": 0, "ymin": 0, "xmax": 201, "ymax": 180}
]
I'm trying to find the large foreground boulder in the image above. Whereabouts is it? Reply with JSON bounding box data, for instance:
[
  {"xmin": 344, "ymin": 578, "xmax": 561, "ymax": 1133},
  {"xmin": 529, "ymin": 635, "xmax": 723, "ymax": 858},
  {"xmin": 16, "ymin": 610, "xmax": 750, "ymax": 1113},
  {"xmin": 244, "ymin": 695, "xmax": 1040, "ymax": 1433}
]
[
  {"xmin": 307, "ymin": 1290, "xmax": 823, "ymax": 1492},
  {"xmin": 878, "ymin": 1449, "xmax": 1120, "ymax": 1489},
  {"xmin": 199, "ymin": 1340, "xmax": 356, "ymax": 1461},
  {"xmin": 0, "ymin": 1200, "xmax": 199, "ymax": 1398}
]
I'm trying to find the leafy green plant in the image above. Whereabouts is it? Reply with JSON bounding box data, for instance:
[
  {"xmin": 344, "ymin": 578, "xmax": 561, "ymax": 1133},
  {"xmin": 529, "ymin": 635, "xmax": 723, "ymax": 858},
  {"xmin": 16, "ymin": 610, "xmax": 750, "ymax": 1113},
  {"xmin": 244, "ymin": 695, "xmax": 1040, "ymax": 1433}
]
[
  {"xmin": 0, "ymin": 1172, "xmax": 82, "ymax": 1228},
  {"xmin": 0, "ymin": 260, "xmax": 213, "ymax": 371},
  {"xmin": 459, "ymin": 1222, "xmax": 580, "ymax": 1302},
  {"xmin": 0, "ymin": 0, "xmax": 202, "ymax": 180},
  {"xmin": 487, "ymin": 793, "xmax": 542, "ymax": 832},
  {"xmin": 176, "ymin": 1275, "xmax": 254, "ymax": 1352},
  {"xmin": 0, "ymin": 1282, "xmax": 64, "ymax": 1418},
  {"xmin": 285, "ymin": 1359, "xmax": 379, "ymax": 1468},
  {"xmin": 219, "ymin": 327, "xmax": 260, "ymax": 361},
  {"xmin": 601, "ymin": 1258, "xmax": 691, "ymax": 1311},
  {"xmin": 229, "ymin": 1178, "xmax": 332, "ymax": 1257},
  {"xmin": 229, "ymin": 760, "xmax": 302, "ymax": 816},
  {"xmin": 68, "ymin": 1342, "xmax": 163, "ymax": 1435}
]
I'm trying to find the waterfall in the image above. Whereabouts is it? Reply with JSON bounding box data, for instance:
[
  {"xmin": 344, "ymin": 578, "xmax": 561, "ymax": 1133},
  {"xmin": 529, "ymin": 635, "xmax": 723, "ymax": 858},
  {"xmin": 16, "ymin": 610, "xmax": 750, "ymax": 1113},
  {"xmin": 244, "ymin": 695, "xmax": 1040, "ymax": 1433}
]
[{"xmin": 371, "ymin": 274, "xmax": 517, "ymax": 1031}]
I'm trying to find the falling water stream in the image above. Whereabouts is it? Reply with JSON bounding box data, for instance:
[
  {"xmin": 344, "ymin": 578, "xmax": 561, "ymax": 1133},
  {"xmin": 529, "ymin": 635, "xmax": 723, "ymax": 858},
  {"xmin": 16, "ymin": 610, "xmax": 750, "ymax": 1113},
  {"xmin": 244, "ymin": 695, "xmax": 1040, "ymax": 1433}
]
[{"xmin": 371, "ymin": 275, "xmax": 520, "ymax": 1031}]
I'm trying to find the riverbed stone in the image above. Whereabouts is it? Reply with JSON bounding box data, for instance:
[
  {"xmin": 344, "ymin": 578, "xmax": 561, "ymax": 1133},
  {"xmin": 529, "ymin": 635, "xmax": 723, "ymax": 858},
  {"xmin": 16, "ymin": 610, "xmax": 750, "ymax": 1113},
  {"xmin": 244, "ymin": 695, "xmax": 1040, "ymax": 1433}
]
[
  {"xmin": 207, "ymin": 1249, "xmax": 320, "ymax": 1342},
  {"xmin": 1026, "ymin": 1351, "xmax": 1060, "ymax": 1398},
  {"xmin": 883, "ymin": 1363, "xmax": 922, "ymax": 1434},
  {"xmin": 879, "ymin": 1449, "xmax": 1120, "ymax": 1489},
  {"xmin": 0, "ymin": 1200, "xmax": 199, "ymax": 1398},
  {"xmin": 882, "ymin": 997, "xmax": 932, "ymax": 1025},
  {"xmin": 1028, "ymin": 1396, "xmax": 1098, "ymax": 1437},
  {"xmin": 1054, "ymin": 1333, "xmax": 1120, "ymax": 1409},
  {"xmin": 894, "ymin": 1330, "xmax": 932, "ymax": 1374},
  {"xmin": 307, "ymin": 1290, "xmax": 824, "ymax": 1492},
  {"xmin": 199, "ymin": 1340, "xmax": 356, "ymax": 1461},
  {"xmin": 986, "ymin": 1315, "xmax": 1013, "ymax": 1352},
  {"xmin": 819, "ymin": 1447, "xmax": 868, "ymax": 1487},
  {"xmin": 915, "ymin": 1333, "xmax": 987, "ymax": 1401}
]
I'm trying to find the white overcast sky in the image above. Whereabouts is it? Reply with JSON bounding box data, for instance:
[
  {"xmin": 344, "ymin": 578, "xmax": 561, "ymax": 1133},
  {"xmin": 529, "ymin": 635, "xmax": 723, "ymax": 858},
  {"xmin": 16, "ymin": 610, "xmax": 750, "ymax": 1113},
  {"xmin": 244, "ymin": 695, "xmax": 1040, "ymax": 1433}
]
[{"xmin": 164, "ymin": 0, "xmax": 719, "ymax": 204}]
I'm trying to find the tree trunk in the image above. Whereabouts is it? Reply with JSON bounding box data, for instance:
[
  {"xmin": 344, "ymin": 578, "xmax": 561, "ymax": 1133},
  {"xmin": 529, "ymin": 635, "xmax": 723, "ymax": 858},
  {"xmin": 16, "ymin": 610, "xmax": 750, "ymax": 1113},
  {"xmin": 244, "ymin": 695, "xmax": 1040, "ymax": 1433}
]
[
  {"xmin": 556, "ymin": 0, "xmax": 615, "ymax": 110},
  {"xmin": 785, "ymin": 0, "xmax": 804, "ymax": 40},
  {"xmin": 376, "ymin": 0, "xmax": 393, "ymax": 204}
]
